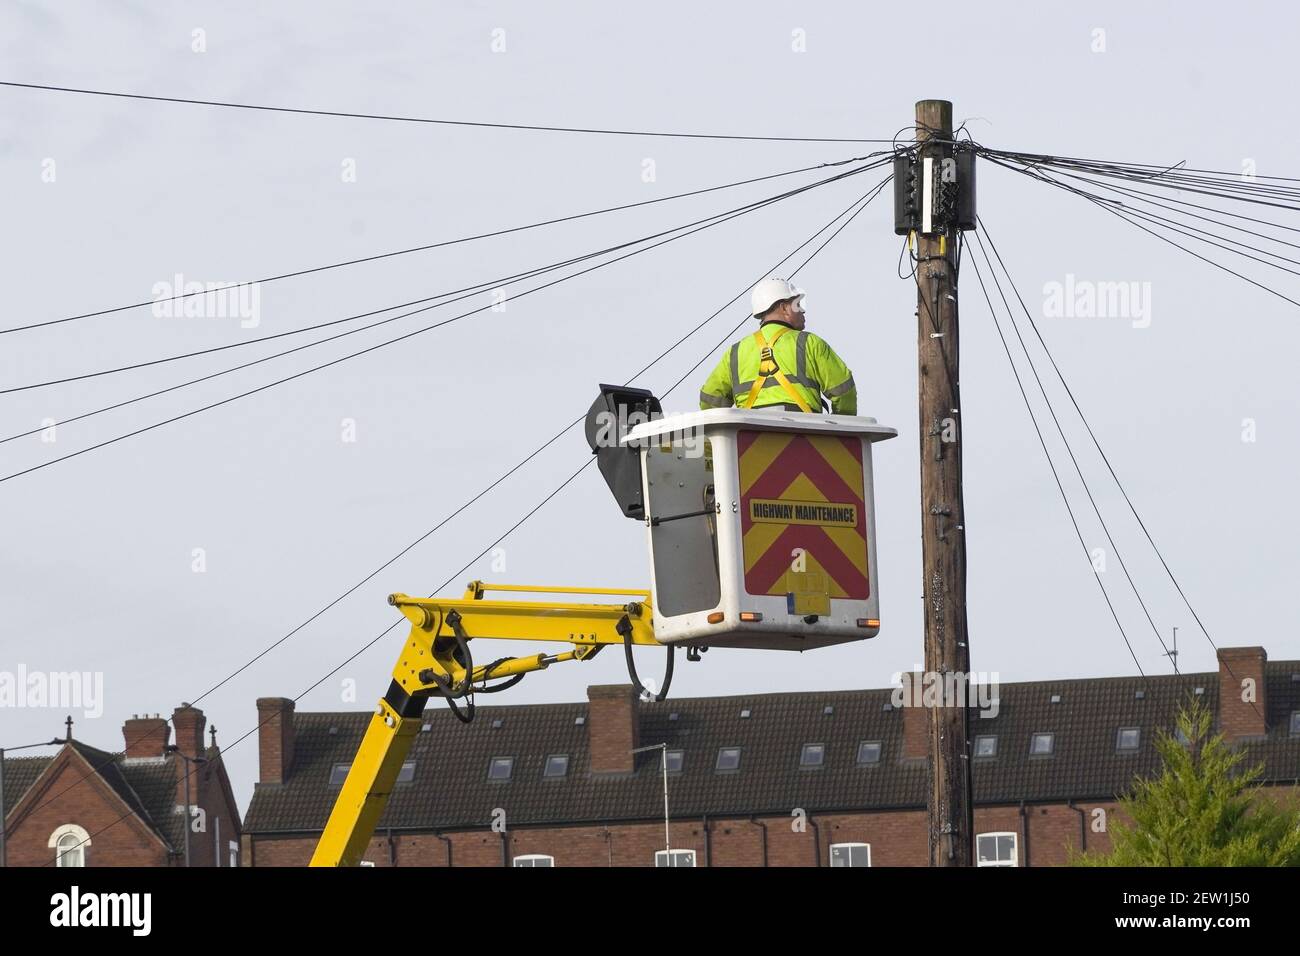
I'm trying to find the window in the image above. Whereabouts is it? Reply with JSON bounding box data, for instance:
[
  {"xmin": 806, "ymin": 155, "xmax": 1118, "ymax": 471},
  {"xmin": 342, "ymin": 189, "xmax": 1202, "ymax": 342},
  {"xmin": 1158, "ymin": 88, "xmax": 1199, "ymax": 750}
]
[
  {"xmin": 488, "ymin": 756, "xmax": 514, "ymax": 780},
  {"xmin": 973, "ymin": 735, "xmax": 997, "ymax": 758},
  {"xmin": 664, "ymin": 749, "xmax": 684, "ymax": 773},
  {"xmin": 856, "ymin": 741, "xmax": 882, "ymax": 765},
  {"xmin": 229, "ymin": 840, "xmax": 239, "ymax": 869},
  {"xmin": 654, "ymin": 849, "xmax": 697, "ymax": 867},
  {"xmin": 49, "ymin": 825, "xmax": 90, "ymax": 868},
  {"xmin": 56, "ymin": 833, "xmax": 85, "ymax": 868},
  {"xmin": 1116, "ymin": 727, "xmax": 1140, "ymax": 752},
  {"xmin": 1290, "ymin": 712, "xmax": 1300, "ymax": 736},
  {"xmin": 800, "ymin": 743, "xmax": 825, "ymax": 768},
  {"xmin": 829, "ymin": 843, "xmax": 871, "ymax": 867},
  {"xmin": 1029, "ymin": 733, "xmax": 1054, "ymax": 756},
  {"xmin": 331, "ymin": 761, "xmax": 413, "ymax": 785},
  {"xmin": 513, "ymin": 854, "xmax": 555, "ymax": 867},
  {"xmin": 976, "ymin": 832, "xmax": 1018, "ymax": 867},
  {"xmin": 715, "ymin": 747, "xmax": 741, "ymax": 772},
  {"xmin": 543, "ymin": 754, "xmax": 569, "ymax": 778}
]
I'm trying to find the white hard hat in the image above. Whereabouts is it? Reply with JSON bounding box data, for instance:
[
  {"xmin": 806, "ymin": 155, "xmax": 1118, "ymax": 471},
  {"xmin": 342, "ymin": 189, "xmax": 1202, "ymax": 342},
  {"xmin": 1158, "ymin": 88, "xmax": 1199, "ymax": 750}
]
[{"xmin": 751, "ymin": 277, "xmax": 805, "ymax": 318}]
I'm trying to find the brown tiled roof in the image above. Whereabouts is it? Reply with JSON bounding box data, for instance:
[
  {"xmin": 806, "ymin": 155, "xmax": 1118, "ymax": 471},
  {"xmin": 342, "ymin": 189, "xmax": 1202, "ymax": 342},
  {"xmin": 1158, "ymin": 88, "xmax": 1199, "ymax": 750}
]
[
  {"xmin": 242, "ymin": 663, "xmax": 1300, "ymax": 834},
  {"xmin": 2, "ymin": 755, "xmax": 53, "ymax": 814},
  {"xmin": 71, "ymin": 742, "xmax": 172, "ymax": 840}
]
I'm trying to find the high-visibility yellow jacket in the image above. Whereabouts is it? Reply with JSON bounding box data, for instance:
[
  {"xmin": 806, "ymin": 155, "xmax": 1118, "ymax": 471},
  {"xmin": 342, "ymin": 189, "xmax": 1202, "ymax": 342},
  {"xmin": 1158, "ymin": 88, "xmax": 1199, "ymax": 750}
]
[{"xmin": 699, "ymin": 321, "xmax": 857, "ymax": 414}]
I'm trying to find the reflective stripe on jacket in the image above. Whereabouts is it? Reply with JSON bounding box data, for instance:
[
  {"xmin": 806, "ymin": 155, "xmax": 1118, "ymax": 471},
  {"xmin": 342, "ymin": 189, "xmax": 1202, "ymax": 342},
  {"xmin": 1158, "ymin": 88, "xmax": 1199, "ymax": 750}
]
[{"xmin": 699, "ymin": 322, "xmax": 857, "ymax": 414}]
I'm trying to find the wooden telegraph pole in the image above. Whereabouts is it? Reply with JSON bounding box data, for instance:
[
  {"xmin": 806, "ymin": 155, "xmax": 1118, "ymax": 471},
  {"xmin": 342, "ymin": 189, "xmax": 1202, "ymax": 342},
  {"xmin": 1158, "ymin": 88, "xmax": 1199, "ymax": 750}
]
[{"xmin": 912, "ymin": 99, "xmax": 974, "ymax": 866}]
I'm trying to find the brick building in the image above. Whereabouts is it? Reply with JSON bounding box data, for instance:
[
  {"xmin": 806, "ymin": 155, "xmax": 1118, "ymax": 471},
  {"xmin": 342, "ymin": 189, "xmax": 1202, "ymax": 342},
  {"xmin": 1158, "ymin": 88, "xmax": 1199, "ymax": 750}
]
[
  {"xmin": 241, "ymin": 646, "xmax": 1300, "ymax": 867},
  {"xmin": 2, "ymin": 704, "xmax": 242, "ymax": 867}
]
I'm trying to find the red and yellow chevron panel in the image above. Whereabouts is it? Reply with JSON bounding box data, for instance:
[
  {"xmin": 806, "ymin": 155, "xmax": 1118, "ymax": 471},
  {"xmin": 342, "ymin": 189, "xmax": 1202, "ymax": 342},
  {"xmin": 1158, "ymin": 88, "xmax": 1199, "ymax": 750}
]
[{"xmin": 738, "ymin": 430, "xmax": 869, "ymax": 600}]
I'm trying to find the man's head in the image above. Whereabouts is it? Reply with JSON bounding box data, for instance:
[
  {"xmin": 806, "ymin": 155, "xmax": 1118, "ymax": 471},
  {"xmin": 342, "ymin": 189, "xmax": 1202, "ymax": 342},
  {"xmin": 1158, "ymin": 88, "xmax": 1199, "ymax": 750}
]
[{"xmin": 751, "ymin": 277, "xmax": 807, "ymax": 330}]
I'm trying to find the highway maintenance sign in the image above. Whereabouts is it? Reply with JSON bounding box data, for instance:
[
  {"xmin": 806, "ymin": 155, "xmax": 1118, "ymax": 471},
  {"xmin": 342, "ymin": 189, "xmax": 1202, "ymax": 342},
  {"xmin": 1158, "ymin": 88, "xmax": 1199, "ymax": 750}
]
[{"xmin": 738, "ymin": 429, "xmax": 870, "ymax": 601}]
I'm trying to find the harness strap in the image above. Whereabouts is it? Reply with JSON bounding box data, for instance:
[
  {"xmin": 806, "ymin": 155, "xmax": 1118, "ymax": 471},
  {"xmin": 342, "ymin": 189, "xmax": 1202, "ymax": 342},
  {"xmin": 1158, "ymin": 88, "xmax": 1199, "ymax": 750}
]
[{"xmin": 742, "ymin": 327, "xmax": 812, "ymax": 412}]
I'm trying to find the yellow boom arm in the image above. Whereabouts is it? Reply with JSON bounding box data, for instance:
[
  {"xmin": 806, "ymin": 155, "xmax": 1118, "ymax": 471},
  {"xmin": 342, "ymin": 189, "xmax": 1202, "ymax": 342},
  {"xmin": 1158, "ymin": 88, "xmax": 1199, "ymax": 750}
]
[{"xmin": 309, "ymin": 582, "xmax": 660, "ymax": 867}]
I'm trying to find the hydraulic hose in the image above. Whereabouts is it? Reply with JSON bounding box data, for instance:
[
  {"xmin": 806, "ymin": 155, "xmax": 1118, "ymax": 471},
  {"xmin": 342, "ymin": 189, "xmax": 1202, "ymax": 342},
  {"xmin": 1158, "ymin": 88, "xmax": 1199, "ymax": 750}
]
[{"xmin": 618, "ymin": 612, "xmax": 674, "ymax": 701}]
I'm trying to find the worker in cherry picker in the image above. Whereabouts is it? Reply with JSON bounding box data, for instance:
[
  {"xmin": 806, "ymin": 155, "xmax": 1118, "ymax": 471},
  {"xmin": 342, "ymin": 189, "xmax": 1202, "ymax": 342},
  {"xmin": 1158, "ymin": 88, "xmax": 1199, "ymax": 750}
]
[{"xmin": 698, "ymin": 278, "xmax": 857, "ymax": 414}]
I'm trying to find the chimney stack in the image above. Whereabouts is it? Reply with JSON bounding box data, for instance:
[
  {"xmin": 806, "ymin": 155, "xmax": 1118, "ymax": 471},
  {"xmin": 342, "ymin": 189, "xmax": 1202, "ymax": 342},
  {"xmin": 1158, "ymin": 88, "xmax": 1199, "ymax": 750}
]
[
  {"xmin": 123, "ymin": 715, "xmax": 170, "ymax": 758},
  {"xmin": 587, "ymin": 685, "xmax": 639, "ymax": 774},
  {"xmin": 900, "ymin": 672, "xmax": 928, "ymax": 762},
  {"xmin": 1217, "ymin": 647, "xmax": 1268, "ymax": 743},
  {"xmin": 256, "ymin": 697, "xmax": 296, "ymax": 784},
  {"xmin": 171, "ymin": 704, "xmax": 206, "ymax": 760}
]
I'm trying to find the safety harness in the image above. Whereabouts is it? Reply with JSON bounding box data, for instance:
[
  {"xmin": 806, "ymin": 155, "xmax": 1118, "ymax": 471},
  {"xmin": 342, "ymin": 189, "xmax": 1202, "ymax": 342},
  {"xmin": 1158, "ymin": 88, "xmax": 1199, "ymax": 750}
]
[{"xmin": 741, "ymin": 325, "xmax": 813, "ymax": 413}]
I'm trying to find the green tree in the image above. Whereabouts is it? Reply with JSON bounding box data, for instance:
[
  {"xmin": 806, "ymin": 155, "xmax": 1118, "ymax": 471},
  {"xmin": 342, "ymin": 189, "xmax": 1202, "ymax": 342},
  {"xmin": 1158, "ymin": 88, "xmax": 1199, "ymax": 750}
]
[{"xmin": 1073, "ymin": 696, "xmax": 1300, "ymax": 866}]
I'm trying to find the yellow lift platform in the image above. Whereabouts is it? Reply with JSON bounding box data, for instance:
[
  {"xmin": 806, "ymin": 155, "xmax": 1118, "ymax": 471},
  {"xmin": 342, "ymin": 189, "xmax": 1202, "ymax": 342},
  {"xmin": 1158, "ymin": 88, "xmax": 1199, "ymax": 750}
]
[{"xmin": 311, "ymin": 385, "xmax": 895, "ymax": 866}]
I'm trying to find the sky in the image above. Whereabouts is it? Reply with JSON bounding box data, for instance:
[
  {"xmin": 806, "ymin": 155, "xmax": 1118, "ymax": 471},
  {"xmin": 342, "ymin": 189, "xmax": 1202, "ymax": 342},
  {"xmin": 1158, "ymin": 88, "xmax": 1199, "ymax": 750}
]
[{"xmin": 2, "ymin": 1, "xmax": 1297, "ymax": 815}]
